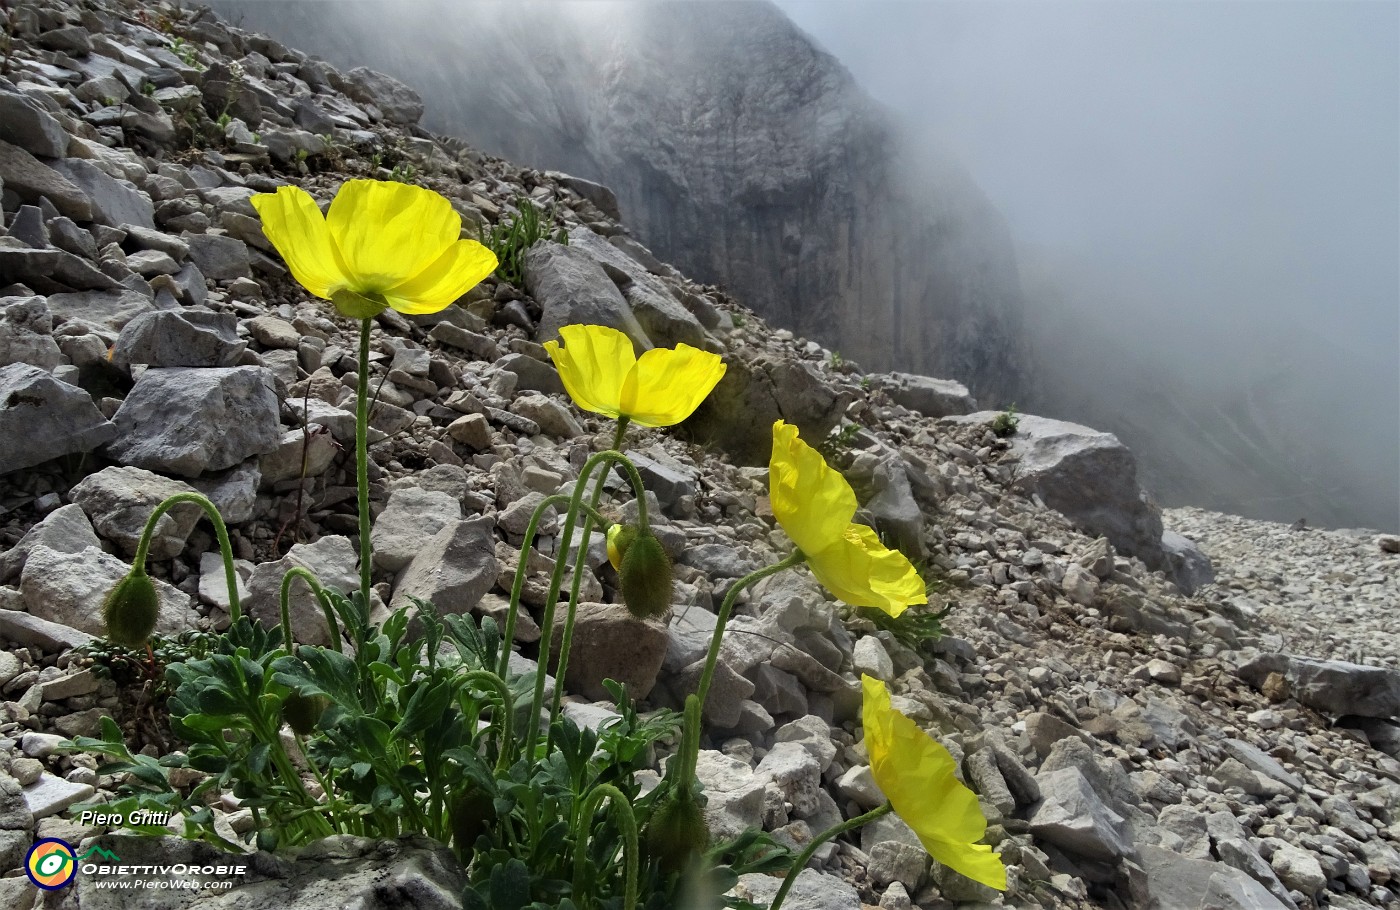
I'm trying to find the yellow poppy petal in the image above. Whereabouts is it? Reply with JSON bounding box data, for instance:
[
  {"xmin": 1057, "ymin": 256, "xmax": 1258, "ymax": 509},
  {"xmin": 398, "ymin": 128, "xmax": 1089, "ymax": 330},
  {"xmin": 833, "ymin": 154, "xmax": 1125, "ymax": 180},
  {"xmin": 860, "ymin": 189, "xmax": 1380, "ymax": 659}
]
[
  {"xmin": 807, "ymin": 524, "xmax": 927, "ymax": 616},
  {"xmin": 382, "ymin": 239, "xmax": 498, "ymax": 315},
  {"xmin": 768, "ymin": 421, "xmax": 857, "ymax": 556},
  {"xmin": 862, "ymin": 676, "xmax": 1008, "ymax": 891},
  {"xmin": 542, "ymin": 324, "xmax": 636, "ymax": 419},
  {"xmin": 326, "ymin": 179, "xmax": 461, "ymax": 292},
  {"xmin": 250, "ymin": 186, "xmax": 346, "ymax": 299},
  {"xmin": 620, "ymin": 344, "xmax": 727, "ymax": 427}
]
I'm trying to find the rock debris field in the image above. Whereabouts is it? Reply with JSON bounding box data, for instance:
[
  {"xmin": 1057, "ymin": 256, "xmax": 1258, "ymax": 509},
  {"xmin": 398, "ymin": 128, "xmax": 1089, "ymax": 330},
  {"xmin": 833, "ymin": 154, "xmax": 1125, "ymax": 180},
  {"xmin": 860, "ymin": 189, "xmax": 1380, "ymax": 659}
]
[{"xmin": 0, "ymin": 0, "xmax": 1398, "ymax": 908}]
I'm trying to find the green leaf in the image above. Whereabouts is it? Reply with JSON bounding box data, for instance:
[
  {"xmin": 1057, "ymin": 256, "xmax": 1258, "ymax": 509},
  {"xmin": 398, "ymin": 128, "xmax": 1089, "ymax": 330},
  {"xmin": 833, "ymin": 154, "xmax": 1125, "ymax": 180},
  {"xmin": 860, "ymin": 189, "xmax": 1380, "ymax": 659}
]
[
  {"xmin": 489, "ymin": 858, "xmax": 532, "ymax": 910},
  {"xmin": 248, "ymin": 741, "xmax": 271, "ymax": 777},
  {"xmin": 196, "ymin": 687, "xmax": 241, "ymax": 716},
  {"xmin": 393, "ymin": 679, "xmax": 453, "ymax": 739}
]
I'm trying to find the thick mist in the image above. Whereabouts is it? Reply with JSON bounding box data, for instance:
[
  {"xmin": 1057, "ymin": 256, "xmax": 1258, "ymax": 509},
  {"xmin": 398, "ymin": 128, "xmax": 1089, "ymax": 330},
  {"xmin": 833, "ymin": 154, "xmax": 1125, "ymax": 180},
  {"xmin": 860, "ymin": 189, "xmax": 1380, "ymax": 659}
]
[
  {"xmin": 775, "ymin": 1, "xmax": 1399, "ymax": 532},
  {"xmin": 211, "ymin": 0, "xmax": 1398, "ymax": 532}
]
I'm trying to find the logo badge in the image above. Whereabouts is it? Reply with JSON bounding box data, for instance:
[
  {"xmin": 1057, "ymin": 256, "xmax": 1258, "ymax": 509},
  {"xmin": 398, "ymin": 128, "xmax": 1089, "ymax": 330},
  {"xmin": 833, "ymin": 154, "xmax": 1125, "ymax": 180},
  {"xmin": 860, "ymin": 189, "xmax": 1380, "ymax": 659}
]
[{"xmin": 25, "ymin": 839, "xmax": 77, "ymax": 890}]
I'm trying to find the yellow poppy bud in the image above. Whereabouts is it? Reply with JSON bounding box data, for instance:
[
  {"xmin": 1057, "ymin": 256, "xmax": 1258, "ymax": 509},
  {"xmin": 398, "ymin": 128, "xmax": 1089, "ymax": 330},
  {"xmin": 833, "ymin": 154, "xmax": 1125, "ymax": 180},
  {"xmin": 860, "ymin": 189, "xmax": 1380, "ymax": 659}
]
[
  {"xmin": 606, "ymin": 523, "xmax": 636, "ymax": 572},
  {"xmin": 102, "ymin": 569, "xmax": 159, "ymax": 648}
]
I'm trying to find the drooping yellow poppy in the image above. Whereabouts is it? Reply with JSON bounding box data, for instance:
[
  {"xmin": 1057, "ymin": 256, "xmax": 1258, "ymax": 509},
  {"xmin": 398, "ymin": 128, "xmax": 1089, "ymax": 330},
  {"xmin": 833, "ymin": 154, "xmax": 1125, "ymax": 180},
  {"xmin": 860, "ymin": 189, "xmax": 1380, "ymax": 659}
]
[
  {"xmin": 768, "ymin": 421, "xmax": 926, "ymax": 616},
  {"xmin": 251, "ymin": 179, "xmax": 497, "ymax": 318},
  {"xmin": 543, "ymin": 324, "xmax": 726, "ymax": 428},
  {"xmin": 861, "ymin": 675, "xmax": 1008, "ymax": 890}
]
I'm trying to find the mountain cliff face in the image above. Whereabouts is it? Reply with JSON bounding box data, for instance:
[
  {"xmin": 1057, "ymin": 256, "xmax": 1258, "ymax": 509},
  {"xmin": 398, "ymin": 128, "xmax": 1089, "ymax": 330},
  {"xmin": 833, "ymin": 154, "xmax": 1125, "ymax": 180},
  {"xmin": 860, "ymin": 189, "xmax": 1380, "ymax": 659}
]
[{"xmin": 209, "ymin": 0, "xmax": 1030, "ymax": 406}]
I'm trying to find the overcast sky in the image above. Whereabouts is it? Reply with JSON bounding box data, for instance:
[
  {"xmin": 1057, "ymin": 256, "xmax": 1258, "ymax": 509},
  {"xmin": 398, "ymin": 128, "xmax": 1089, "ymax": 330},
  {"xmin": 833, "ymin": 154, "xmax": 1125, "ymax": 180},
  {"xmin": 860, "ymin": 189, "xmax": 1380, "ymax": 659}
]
[{"xmin": 772, "ymin": 0, "xmax": 1399, "ymax": 365}]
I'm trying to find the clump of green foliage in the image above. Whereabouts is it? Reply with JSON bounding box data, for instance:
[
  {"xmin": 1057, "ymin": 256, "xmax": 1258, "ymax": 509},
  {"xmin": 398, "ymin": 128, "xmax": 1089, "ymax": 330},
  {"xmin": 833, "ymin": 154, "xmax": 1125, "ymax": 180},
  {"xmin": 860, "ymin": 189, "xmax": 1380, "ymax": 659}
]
[
  {"xmin": 484, "ymin": 196, "xmax": 568, "ymax": 287},
  {"xmin": 991, "ymin": 403, "xmax": 1020, "ymax": 438},
  {"xmin": 817, "ymin": 422, "xmax": 861, "ymax": 461}
]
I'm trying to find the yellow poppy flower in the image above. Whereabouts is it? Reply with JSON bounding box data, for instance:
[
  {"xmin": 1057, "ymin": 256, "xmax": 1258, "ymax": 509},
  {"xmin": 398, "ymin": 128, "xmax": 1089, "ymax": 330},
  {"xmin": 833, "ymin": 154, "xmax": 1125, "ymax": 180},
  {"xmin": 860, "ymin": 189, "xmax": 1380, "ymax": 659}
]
[
  {"xmin": 542, "ymin": 324, "xmax": 726, "ymax": 428},
  {"xmin": 861, "ymin": 675, "xmax": 1007, "ymax": 891},
  {"xmin": 768, "ymin": 421, "xmax": 926, "ymax": 616},
  {"xmin": 251, "ymin": 179, "xmax": 497, "ymax": 318}
]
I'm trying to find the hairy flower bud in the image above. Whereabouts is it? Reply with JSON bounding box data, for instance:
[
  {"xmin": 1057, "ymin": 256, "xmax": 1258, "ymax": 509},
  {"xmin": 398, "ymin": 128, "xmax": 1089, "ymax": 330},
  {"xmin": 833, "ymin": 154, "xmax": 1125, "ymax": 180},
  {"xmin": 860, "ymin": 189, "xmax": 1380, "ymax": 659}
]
[
  {"xmin": 281, "ymin": 691, "xmax": 329, "ymax": 736},
  {"xmin": 102, "ymin": 569, "xmax": 159, "ymax": 648},
  {"xmin": 617, "ymin": 528, "xmax": 673, "ymax": 620},
  {"xmin": 645, "ymin": 786, "xmax": 708, "ymax": 876},
  {"xmin": 449, "ymin": 786, "xmax": 496, "ymax": 863}
]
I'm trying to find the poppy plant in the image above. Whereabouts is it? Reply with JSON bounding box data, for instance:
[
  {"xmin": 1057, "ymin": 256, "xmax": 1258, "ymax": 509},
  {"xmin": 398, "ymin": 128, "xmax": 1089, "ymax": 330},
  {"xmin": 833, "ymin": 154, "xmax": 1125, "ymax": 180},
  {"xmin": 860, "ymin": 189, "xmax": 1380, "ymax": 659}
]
[
  {"xmin": 543, "ymin": 324, "xmax": 726, "ymax": 428},
  {"xmin": 862, "ymin": 675, "xmax": 1007, "ymax": 890},
  {"xmin": 768, "ymin": 420, "xmax": 927, "ymax": 616},
  {"xmin": 251, "ymin": 178, "xmax": 497, "ymax": 318}
]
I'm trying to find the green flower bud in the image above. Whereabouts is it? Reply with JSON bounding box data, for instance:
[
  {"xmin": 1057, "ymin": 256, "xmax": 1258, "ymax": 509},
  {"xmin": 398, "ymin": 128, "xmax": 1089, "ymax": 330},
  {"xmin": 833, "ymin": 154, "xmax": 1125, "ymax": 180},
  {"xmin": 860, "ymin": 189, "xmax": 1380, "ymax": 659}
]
[
  {"xmin": 645, "ymin": 786, "xmax": 708, "ymax": 876},
  {"xmin": 449, "ymin": 786, "xmax": 496, "ymax": 863},
  {"xmin": 102, "ymin": 568, "xmax": 159, "ymax": 648},
  {"xmin": 618, "ymin": 528, "xmax": 673, "ymax": 620},
  {"xmin": 281, "ymin": 691, "xmax": 329, "ymax": 736}
]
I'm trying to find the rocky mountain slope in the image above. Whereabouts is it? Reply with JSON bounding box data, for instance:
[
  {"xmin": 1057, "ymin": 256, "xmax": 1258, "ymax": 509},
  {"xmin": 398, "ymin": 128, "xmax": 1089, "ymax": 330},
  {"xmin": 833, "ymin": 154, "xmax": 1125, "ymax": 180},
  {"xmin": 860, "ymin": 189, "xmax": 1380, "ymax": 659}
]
[
  {"xmin": 207, "ymin": 0, "xmax": 1031, "ymax": 411},
  {"xmin": 0, "ymin": 1, "xmax": 1399, "ymax": 908}
]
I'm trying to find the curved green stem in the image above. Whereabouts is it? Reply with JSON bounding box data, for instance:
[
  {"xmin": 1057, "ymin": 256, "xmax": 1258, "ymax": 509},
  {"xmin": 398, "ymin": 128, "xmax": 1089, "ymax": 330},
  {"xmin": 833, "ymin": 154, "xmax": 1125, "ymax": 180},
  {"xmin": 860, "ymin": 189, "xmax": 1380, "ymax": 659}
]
[
  {"xmin": 548, "ymin": 466, "xmax": 615, "ymax": 738},
  {"xmin": 523, "ymin": 450, "xmax": 641, "ymax": 764},
  {"xmin": 277, "ymin": 567, "xmax": 339, "ymax": 653},
  {"xmin": 132, "ymin": 491, "xmax": 241, "ymax": 623},
  {"xmin": 354, "ymin": 317, "xmax": 374, "ymax": 607},
  {"xmin": 494, "ymin": 493, "xmax": 608, "ymax": 680},
  {"xmin": 572, "ymin": 783, "xmax": 638, "ymax": 910},
  {"xmin": 769, "ymin": 804, "xmax": 893, "ymax": 910},
  {"xmin": 460, "ymin": 669, "xmax": 514, "ymax": 772},
  {"xmin": 694, "ymin": 551, "xmax": 805, "ymax": 711}
]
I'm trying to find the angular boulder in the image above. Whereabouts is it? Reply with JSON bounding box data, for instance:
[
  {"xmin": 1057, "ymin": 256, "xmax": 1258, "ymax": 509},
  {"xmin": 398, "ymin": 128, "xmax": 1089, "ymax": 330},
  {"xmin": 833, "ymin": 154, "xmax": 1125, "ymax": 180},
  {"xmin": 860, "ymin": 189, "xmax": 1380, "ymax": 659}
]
[
  {"xmin": 107, "ymin": 366, "xmax": 282, "ymax": 478},
  {"xmin": 20, "ymin": 545, "xmax": 195, "ymax": 638},
  {"xmin": 0, "ymin": 363, "xmax": 116, "ymax": 475},
  {"xmin": 880, "ymin": 372, "xmax": 978, "ymax": 418},
  {"xmin": 111, "ymin": 308, "xmax": 246, "ymax": 368},
  {"xmin": 524, "ymin": 241, "xmax": 651, "ymax": 349},
  {"xmin": 550, "ymin": 602, "xmax": 668, "ymax": 701},
  {"xmin": 1238, "ymin": 653, "xmax": 1400, "ymax": 719},
  {"xmin": 69, "ymin": 466, "xmax": 202, "ymax": 560}
]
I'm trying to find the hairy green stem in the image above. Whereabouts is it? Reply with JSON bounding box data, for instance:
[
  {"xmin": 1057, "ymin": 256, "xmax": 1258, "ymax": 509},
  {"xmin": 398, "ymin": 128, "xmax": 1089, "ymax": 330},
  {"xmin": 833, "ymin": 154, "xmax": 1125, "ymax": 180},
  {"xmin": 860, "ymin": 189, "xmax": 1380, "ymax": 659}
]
[
  {"xmin": 355, "ymin": 317, "xmax": 373, "ymax": 607},
  {"xmin": 523, "ymin": 449, "xmax": 643, "ymax": 765},
  {"xmin": 769, "ymin": 804, "xmax": 893, "ymax": 910},
  {"xmin": 694, "ymin": 551, "xmax": 805, "ymax": 711},
  {"xmin": 460, "ymin": 669, "xmax": 514, "ymax": 772},
  {"xmin": 494, "ymin": 493, "xmax": 608, "ymax": 681},
  {"xmin": 132, "ymin": 491, "xmax": 241, "ymax": 623},
  {"xmin": 572, "ymin": 783, "xmax": 638, "ymax": 910},
  {"xmin": 277, "ymin": 567, "xmax": 339, "ymax": 653}
]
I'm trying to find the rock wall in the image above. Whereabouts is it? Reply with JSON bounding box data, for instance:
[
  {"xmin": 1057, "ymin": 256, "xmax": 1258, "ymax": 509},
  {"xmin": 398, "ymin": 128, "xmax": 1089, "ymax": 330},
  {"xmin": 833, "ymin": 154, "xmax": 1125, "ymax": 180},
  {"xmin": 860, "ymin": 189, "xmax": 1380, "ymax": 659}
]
[{"xmin": 207, "ymin": 0, "xmax": 1031, "ymax": 408}]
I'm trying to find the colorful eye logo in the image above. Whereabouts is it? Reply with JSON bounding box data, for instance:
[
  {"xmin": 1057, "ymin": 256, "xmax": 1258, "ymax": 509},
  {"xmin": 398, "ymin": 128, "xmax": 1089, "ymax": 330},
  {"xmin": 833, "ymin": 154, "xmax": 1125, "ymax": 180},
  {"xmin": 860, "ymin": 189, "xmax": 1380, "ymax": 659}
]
[{"xmin": 26, "ymin": 839, "xmax": 77, "ymax": 890}]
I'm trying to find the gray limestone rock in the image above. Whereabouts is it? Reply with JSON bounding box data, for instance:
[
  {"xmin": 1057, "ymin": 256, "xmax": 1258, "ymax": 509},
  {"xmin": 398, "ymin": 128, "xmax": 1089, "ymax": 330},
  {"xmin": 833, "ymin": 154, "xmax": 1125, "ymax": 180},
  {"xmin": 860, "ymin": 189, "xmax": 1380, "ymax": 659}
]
[
  {"xmin": 0, "ymin": 296, "xmax": 61, "ymax": 371},
  {"xmin": 20, "ymin": 544, "xmax": 195, "ymax": 638},
  {"xmin": 880, "ymin": 372, "xmax": 978, "ymax": 418},
  {"xmin": 50, "ymin": 158, "xmax": 155, "ymax": 230},
  {"xmin": 679, "ymin": 352, "xmax": 848, "ymax": 466},
  {"xmin": 566, "ymin": 226, "xmax": 708, "ymax": 349},
  {"xmin": 1028, "ymin": 767, "xmax": 1135, "ymax": 862},
  {"xmin": 549, "ymin": 601, "xmax": 668, "ymax": 702},
  {"xmin": 0, "ymin": 363, "xmax": 116, "ymax": 475},
  {"xmin": 107, "ymin": 366, "xmax": 282, "ymax": 478},
  {"xmin": 342, "ymin": 66, "xmax": 425, "ymax": 124},
  {"xmin": 111, "ymin": 308, "xmax": 246, "ymax": 368},
  {"xmin": 69, "ymin": 466, "xmax": 203, "ymax": 559},
  {"xmin": 371, "ymin": 487, "xmax": 462, "ymax": 572},
  {"xmin": 390, "ymin": 517, "xmax": 498, "ymax": 618},
  {"xmin": 0, "ymin": 610, "xmax": 93, "ymax": 652},
  {"xmin": 0, "ymin": 140, "xmax": 92, "ymax": 221},
  {"xmin": 693, "ymin": 749, "xmax": 766, "ymax": 840},
  {"xmin": 525, "ymin": 240, "xmax": 651, "ymax": 349},
  {"xmin": 0, "ymin": 91, "xmax": 68, "ymax": 158},
  {"xmin": 184, "ymin": 231, "xmax": 252, "ymax": 281},
  {"xmin": 1138, "ymin": 845, "xmax": 1292, "ymax": 910},
  {"xmin": 1238, "ymin": 653, "xmax": 1400, "ymax": 719},
  {"xmin": 244, "ymin": 536, "xmax": 360, "ymax": 647},
  {"xmin": 0, "ymin": 503, "xmax": 101, "ymax": 584},
  {"xmin": 45, "ymin": 289, "xmax": 154, "ymax": 331}
]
